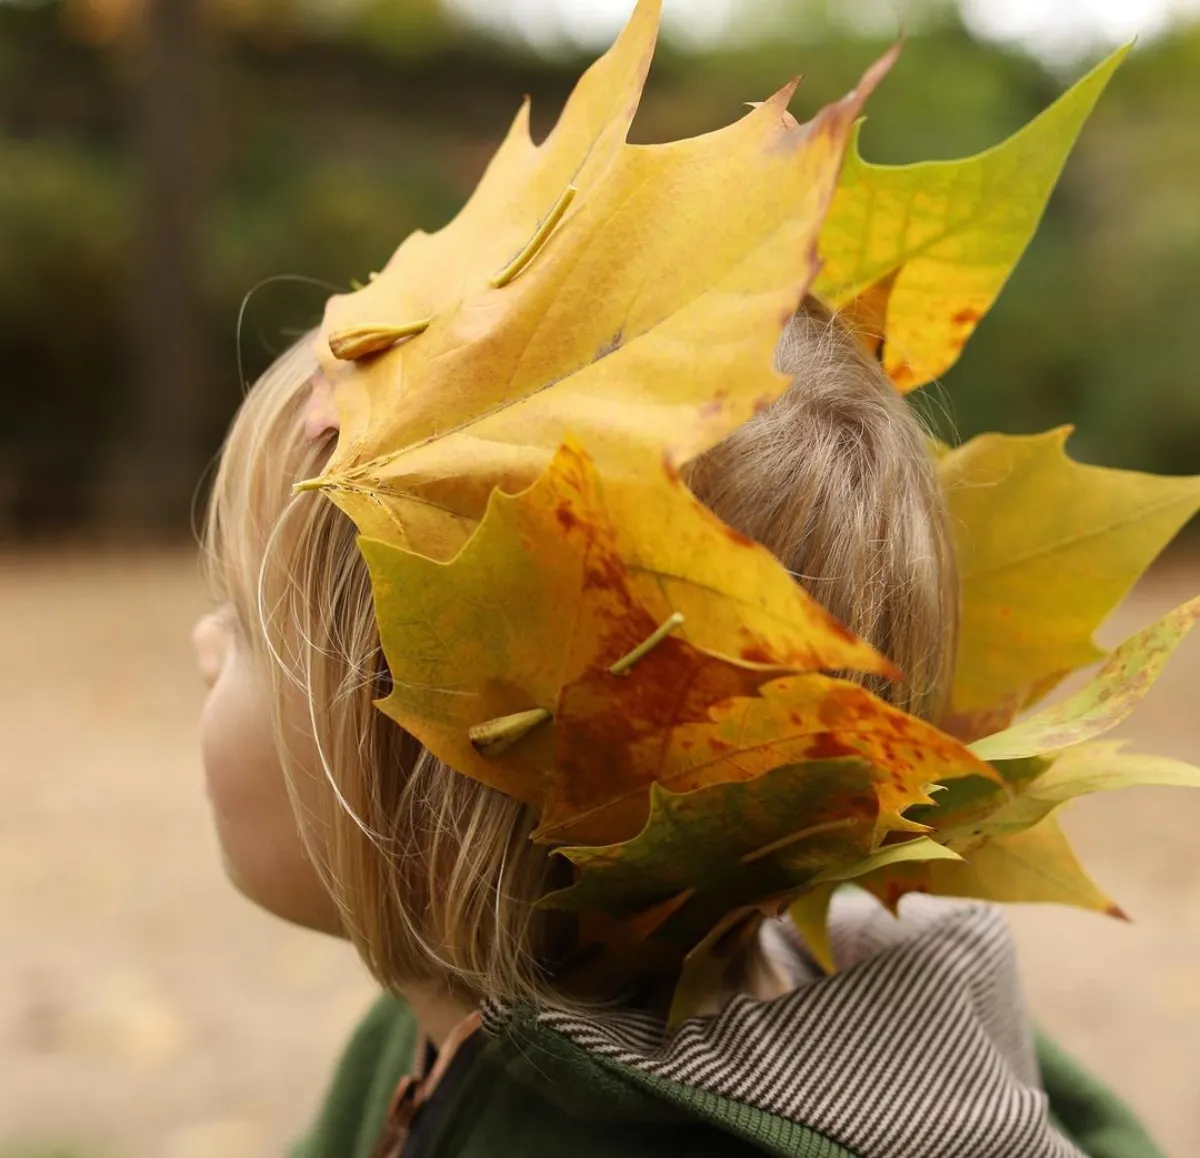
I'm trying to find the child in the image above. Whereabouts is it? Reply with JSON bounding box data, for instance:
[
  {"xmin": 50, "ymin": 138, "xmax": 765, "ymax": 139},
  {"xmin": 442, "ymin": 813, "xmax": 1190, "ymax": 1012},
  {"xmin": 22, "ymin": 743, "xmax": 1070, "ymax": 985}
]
[
  {"xmin": 195, "ymin": 297, "xmax": 1162, "ymax": 1158},
  {"xmin": 193, "ymin": 11, "xmax": 1170, "ymax": 1158}
]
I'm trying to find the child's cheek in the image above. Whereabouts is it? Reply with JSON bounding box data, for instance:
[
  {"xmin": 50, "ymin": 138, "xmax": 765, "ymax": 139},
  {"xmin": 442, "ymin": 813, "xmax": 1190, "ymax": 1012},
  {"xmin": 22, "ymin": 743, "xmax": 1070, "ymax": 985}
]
[
  {"xmin": 198, "ymin": 653, "xmax": 278, "ymax": 830},
  {"xmin": 198, "ymin": 654, "xmax": 340, "ymax": 934}
]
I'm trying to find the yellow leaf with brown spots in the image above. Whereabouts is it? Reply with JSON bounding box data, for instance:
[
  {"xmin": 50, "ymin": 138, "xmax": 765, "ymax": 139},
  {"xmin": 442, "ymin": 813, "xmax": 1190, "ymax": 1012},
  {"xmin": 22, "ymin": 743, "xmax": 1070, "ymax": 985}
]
[
  {"xmin": 971, "ymin": 597, "xmax": 1200, "ymax": 762},
  {"xmin": 539, "ymin": 673, "xmax": 995, "ymax": 846},
  {"xmin": 362, "ymin": 441, "xmax": 897, "ymax": 827},
  {"xmin": 815, "ymin": 46, "xmax": 1126, "ymax": 390}
]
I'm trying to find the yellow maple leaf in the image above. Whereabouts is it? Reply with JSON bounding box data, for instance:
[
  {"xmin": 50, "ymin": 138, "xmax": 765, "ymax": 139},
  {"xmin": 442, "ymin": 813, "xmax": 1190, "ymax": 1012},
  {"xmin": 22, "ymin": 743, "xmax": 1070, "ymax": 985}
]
[
  {"xmin": 361, "ymin": 440, "xmax": 897, "ymax": 831},
  {"xmin": 302, "ymin": 0, "xmax": 895, "ymax": 561},
  {"xmin": 939, "ymin": 428, "xmax": 1200, "ymax": 734},
  {"xmin": 328, "ymin": 0, "xmax": 657, "ymax": 359},
  {"xmin": 814, "ymin": 46, "xmax": 1126, "ymax": 391}
]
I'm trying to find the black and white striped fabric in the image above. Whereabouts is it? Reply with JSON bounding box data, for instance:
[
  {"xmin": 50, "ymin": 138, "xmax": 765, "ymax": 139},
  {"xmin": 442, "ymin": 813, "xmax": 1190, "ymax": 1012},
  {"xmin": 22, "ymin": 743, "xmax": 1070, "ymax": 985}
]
[{"xmin": 485, "ymin": 893, "xmax": 1084, "ymax": 1158}]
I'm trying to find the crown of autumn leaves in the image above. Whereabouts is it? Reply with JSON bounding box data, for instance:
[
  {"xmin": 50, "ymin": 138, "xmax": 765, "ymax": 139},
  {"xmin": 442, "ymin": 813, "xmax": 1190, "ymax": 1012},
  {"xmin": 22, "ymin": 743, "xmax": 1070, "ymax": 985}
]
[{"xmin": 299, "ymin": 0, "xmax": 1200, "ymax": 1014}]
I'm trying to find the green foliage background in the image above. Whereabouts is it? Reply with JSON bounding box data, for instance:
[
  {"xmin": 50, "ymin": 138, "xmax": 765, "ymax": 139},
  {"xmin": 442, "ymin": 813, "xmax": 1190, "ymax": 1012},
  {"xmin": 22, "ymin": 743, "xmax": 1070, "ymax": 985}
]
[{"xmin": 1, "ymin": 1, "xmax": 1198, "ymax": 536}]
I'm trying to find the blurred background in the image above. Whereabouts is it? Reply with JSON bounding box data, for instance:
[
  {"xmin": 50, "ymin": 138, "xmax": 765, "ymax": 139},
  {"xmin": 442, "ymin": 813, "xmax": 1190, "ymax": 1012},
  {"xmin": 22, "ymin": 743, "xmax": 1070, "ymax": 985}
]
[{"xmin": 2, "ymin": 0, "xmax": 1198, "ymax": 1155}]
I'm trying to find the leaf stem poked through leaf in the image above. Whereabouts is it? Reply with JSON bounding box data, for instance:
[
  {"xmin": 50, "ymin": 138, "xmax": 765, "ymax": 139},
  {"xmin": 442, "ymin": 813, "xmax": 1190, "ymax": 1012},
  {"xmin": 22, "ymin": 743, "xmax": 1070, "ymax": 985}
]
[
  {"xmin": 610, "ymin": 612, "xmax": 685, "ymax": 676},
  {"xmin": 490, "ymin": 185, "xmax": 579, "ymax": 289},
  {"xmin": 469, "ymin": 707, "xmax": 553, "ymax": 757}
]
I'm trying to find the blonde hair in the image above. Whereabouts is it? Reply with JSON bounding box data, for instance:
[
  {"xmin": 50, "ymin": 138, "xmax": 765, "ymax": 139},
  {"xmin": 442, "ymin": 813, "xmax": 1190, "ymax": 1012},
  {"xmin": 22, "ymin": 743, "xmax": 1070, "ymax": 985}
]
[{"xmin": 203, "ymin": 299, "xmax": 957, "ymax": 1009}]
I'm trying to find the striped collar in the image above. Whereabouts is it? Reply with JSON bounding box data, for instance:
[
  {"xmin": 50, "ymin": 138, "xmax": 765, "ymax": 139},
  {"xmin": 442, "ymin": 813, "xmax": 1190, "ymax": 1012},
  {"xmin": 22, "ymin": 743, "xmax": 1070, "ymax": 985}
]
[{"xmin": 484, "ymin": 894, "xmax": 1084, "ymax": 1158}]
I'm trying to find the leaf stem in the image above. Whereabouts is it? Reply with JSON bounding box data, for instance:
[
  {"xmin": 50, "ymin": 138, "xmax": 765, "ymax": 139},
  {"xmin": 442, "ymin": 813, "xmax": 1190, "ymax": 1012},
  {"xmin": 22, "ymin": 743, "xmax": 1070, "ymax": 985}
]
[
  {"xmin": 328, "ymin": 318, "xmax": 433, "ymax": 361},
  {"xmin": 741, "ymin": 816, "xmax": 862, "ymax": 865},
  {"xmin": 469, "ymin": 707, "xmax": 552, "ymax": 757},
  {"xmin": 610, "ymin": 612, "xmax": 685, "ymax": 676},
  {"xmin": 490, "ymin": 184, "xmax": 578, "ymax": 289}
]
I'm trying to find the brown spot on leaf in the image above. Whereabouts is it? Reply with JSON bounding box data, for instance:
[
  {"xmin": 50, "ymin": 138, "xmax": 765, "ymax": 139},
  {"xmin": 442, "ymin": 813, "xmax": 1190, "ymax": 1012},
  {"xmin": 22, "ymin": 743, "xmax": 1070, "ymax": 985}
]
[
  {"xmin": 807, "ymin": 733, "xmax": 853, "ymax": 761},
  {"xmin": 556, "ymin": 503, "xmax": 579, "ymax": 534},
  {"xmin": 582, "ymin": 553, "xmax": 629, "ymax": 596},
  {"xmin": 952, "ymin": 307, "xmax": 980, "ymax": 327}
]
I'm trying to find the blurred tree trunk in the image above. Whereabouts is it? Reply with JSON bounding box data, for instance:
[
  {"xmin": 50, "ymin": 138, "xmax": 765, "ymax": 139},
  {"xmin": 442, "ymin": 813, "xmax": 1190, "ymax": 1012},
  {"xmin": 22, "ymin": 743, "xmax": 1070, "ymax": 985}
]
[{"xmin": 100, "ymin": 0, "xmax": 209, "ymax": 536}]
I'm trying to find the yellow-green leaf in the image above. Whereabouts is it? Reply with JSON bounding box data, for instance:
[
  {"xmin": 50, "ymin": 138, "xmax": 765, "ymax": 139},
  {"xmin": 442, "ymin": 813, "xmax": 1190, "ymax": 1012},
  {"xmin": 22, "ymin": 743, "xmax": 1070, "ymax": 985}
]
[
  {"xmin": 890, "ymin": 760, "xmax": 1045, "ymax": 856},
  {"xmin": 939, "ymin": 428, "xmax": 1200, "ymax": 726},
  {"xmin": 815, "ymin": 45, "xmax": 1126, "ymax": 391},
  {"xmin": 853, "ymin": 732, "xmax": 1200, "ymax": 920},
  {"xmin": 862, "ymin": 816, "xmax": 1121, "ymax": 916},
  {"xmin": 309, "ymin": 4, "xmax": 894, "ymax": 561},
  {"xmin": 970, "ymin": 596, "xmax": 1200, "ymax": 762},
  {"xmin": 815, "ymin": 835, "xmax": 963, "ymax": 884},
  {"xmin": 981, "ymin": 741, "xmax": 1200, "ymax": 836}
]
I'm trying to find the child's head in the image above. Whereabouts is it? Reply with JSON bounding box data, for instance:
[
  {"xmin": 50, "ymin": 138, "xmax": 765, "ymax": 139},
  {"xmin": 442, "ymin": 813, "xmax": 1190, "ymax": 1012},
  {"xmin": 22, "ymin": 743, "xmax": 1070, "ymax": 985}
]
[{"xmin": 194, "ymin": 298, "xmax": 956, "ymax": 1007}]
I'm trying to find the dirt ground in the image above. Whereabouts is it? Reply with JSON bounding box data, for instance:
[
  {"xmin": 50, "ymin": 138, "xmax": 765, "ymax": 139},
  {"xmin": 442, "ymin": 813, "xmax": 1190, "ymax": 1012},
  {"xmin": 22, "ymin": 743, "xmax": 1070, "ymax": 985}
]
[{"xmin": 2, "ymin": 549, "xmax": 1198, "ymax": 1158}]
